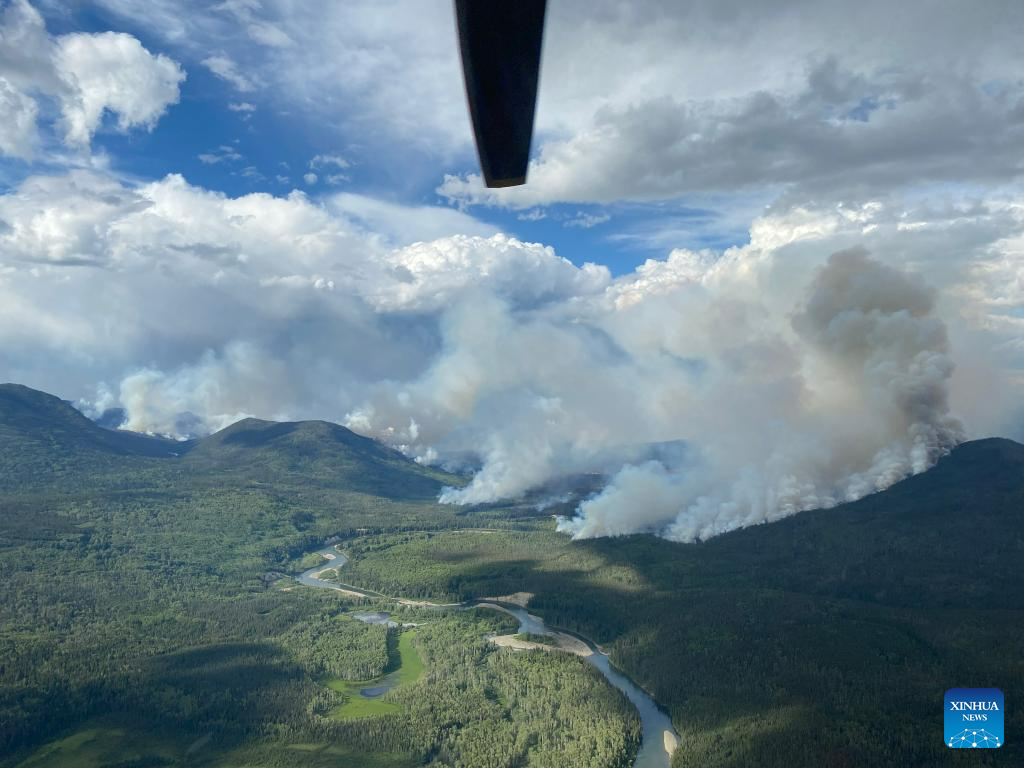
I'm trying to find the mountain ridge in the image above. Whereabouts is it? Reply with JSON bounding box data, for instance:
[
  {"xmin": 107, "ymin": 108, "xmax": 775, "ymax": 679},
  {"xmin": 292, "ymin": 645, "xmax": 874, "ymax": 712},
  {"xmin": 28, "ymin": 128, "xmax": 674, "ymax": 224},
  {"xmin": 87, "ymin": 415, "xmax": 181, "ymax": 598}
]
[
  {"xmin": 3, "ymin": 381, "xmax": 1022, "ymax": 510},
  {"xmin": 0, "ymin": 382, "xmax": 184, "ymax": 460},
  {"xmin": 0, "ymin": 382, "xmax": 460, "ymax": 498},
  {"xmin": 683, "ymin": 435, "xmax": 1024, "ymax": 609}
]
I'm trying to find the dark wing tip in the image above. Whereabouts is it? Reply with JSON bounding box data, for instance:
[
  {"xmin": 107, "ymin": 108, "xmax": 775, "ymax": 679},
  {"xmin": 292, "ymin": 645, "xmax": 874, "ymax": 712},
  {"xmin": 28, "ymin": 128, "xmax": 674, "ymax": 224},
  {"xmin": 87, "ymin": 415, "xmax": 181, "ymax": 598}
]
[
  {"xmin": 485, "ymin": 175, "xmax": 528, "ymax": 189},
  {"xmin": 456, "ymin": 1, "xmax": 547, "ymax": 188}
]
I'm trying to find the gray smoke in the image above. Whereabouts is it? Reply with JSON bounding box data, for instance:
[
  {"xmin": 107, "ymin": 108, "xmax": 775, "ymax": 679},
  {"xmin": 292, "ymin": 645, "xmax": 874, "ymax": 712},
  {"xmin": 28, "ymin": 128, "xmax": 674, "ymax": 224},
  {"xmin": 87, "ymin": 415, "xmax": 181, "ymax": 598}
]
[
  {"xmin": 558, "ymin": 248, "xmax": 964, "ymax": 541},
  {"xmin": 4, "ymin": 170, "xmax": 1007, "ymax": 544}
]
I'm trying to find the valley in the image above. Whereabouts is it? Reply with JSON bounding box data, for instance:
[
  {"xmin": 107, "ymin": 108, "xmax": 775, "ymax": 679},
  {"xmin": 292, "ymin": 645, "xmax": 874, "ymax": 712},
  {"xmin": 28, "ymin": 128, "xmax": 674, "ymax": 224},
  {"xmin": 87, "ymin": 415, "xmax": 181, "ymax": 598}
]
[
  {"xmin": 0, "ymin": 384, "xmax": 1022, "ymax": 767},
  {"xmin": 296, "ymin": 540, "xmax": 679, "ymax": 767}
]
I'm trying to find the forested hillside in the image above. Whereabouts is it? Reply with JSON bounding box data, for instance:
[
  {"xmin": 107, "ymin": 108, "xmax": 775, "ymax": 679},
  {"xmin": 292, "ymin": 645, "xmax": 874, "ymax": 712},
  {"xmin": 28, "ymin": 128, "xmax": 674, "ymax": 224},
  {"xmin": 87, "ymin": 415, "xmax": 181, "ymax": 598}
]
[
  {"xmin": 0, "ymin": 384, "xmax": 638, "ymax": 768},
  {"xmin": 329, "ymin": 439, "xmax": 1024, "ymax": 767}
]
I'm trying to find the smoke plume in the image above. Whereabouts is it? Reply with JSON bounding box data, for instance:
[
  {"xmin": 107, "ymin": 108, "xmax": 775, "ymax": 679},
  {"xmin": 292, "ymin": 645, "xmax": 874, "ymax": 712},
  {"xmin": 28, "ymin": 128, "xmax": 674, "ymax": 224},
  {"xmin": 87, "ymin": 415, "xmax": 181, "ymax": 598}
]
[
  {"xmin": 3, "ymin": 171, "xmax": 1015, "ymax": 543},
  {"xmin": 559, "ymin": 247, "xmax": 964, "ymax": 541}
]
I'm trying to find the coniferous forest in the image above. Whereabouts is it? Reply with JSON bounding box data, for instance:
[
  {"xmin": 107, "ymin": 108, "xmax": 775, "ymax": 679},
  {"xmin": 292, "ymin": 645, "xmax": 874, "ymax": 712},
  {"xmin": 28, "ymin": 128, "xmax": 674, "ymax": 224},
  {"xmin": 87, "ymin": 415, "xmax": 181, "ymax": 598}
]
[
  {"xmin": 1, "ymin": 383, "xmax": 1022, "ymax": 767},
  {"xmin": 0, "ymin": 384, "xmax": 639, "ymax": 768}
]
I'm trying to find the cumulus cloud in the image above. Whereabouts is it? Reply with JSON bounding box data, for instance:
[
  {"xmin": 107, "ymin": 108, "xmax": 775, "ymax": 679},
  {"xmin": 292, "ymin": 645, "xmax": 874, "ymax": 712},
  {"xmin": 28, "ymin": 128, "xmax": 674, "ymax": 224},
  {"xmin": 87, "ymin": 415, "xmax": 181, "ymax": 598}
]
[
  {"xmin": 0, "ymin": 170, "xmax": 146, "ymax": 266},
  {"xmin": 0, "ymin": 0, "xmax": 183, "ymax": 155},
  {"xmin": 365, "ymin": 234, "xmax": 610, "ymax": 312},
  {"xmin": 54, "ymin": 32, "xmax": 185, "ymax": 146},
  {"xmin": 0, "ymin": 169, "xmax": 619, "ymax": 443}
]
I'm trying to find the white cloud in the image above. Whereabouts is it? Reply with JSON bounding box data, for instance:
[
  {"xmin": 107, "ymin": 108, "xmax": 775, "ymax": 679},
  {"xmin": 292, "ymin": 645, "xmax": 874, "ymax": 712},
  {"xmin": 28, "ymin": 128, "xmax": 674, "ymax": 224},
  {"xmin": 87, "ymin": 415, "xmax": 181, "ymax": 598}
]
[
  {"xmin": 310, "ymin": 153, "xmax": 349, "ymax": 170},
  {"xmin": 210, "ymin": 0, "xmax": 292, "ymax": 48},
  {"xmin": 92, "ymin": 0, "xmax": 467, "ymax": 165},
  {"xmin": 327, "ymin": 191, "xmax": 498, "ymax": 246},
  {"xmin": 87, "ymin": 0, "xmax": 1024, "ymax": 206},
  {"xmin": 54, "ymin": 31, "xmax": 185, "ymax": 146},
  {"xmin": 212, "ymin": 0, "xmax": 260, "ymax": 15},
  {"xmin": 0, "ymin": 1, "xmax": 184, "ymax": 155},
  {"xmin": 0, "ymin": 76, "xmax": 37, "ymax": 158},
  {"xmin": 564, "ymin": 212, "xmax": 610, "ymax": 229},
  {"xmin": 228, "ymin": 101, "xmax": 255, "ymax": 112},
  {"xmin": 197, "ymin": 144, "xmax": 242, "ymax": 164},
  {"xmin": 202, "ymin": 54, "xmax": 255, "ymax": 92},
  {"xmin": 245, "ymin": 21, "xmax": 291, "ymax": 48},
  {"xmin": 517, "ymin": 209, "xmax": 546, "ymax": 222},
  {"xmin": 239, "ymin": 165, "xmax": 263, "ymax": 181},
  {"xmin": 302, "ymin": 172, "xmax": 317, "ymax": 185},
  {"xmin": 0, "ymin": 0, "xmax": 58, "ymax": 93},
  {"xmin": 441, "ymin": 61, "xmax": 1024, "ymax": 208},
  {"xmin": 366, "ymin": 233, "xmax": 610, "ymax": 312},
  {"xmin": 310, "ymin": 154, "xmax": 349, "ymax": 184},
  {"xmin": 0, "ymin": 169, "xmax": 539, "ymax": 394},
  {"xmin": 0, "ymin": 170, "xmax": 148, "ymax": 266}
]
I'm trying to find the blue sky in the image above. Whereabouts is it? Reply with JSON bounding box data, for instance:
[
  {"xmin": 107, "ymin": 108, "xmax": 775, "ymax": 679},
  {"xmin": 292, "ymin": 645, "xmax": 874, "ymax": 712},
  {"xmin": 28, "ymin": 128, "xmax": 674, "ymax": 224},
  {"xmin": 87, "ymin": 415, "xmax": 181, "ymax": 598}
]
[{"xmin": 7, "ymin": 0, "xmax": 760, "ymax": 276}]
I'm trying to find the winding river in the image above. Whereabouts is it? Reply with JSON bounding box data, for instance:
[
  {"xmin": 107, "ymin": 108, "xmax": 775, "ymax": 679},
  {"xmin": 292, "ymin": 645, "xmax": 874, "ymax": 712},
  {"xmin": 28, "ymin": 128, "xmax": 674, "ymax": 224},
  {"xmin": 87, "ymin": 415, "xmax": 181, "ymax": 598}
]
[{"xmin": 298, "ymin": 543, "xmax": 680, "ymax": 768}]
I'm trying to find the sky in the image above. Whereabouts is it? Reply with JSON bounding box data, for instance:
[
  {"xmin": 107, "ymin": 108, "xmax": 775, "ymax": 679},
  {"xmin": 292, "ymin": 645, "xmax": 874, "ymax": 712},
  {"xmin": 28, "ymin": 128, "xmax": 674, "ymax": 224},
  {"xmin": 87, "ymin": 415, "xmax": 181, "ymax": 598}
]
[{"xmin": 2, "ymin": 0, "xmax": 1023, "ymax": 540}]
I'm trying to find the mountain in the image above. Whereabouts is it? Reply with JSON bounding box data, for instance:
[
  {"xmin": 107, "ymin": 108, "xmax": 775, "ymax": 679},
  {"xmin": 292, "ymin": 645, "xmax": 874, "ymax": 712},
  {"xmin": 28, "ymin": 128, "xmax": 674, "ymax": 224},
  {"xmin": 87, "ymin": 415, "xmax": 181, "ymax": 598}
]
[
  {"xmin": 0, "ymin": 384, "xmax": 476, "ymax": 762},
  {"xmin": 521, "ymin": 438, "xmax": 1024, "ymax": 768},
  {"xmin": 183, "ymin": 416, "xmax": 457, "ymax": 497},
  {"xmin": 683, "ymin": 437, "xmax": 1024, "ymax": 609},
  {"xmin": 0, "ymin": 383, "xmax": 187, "ymax": 489},
  {"xmin": 0, "ymin": 383, "xmax": 458, "ymax": 499},
  {"xmin": 0, "ymin": 383, "xmax": 184, "ymax": 459}
]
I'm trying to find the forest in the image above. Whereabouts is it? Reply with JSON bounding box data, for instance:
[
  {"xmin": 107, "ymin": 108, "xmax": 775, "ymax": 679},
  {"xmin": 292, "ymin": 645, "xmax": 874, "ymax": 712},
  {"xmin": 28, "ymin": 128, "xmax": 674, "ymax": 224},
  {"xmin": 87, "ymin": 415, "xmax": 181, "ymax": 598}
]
[
  {"xmin": 0, "ymin": 385, "xmax": 640, "ymax": 767},
  {"xmin": 316, "ymin": 438, "xmax": 1024, "ymax": 767},
  {"xmin": 2, "ymin": 384, "xmax": 1023, "ymax": 766}
]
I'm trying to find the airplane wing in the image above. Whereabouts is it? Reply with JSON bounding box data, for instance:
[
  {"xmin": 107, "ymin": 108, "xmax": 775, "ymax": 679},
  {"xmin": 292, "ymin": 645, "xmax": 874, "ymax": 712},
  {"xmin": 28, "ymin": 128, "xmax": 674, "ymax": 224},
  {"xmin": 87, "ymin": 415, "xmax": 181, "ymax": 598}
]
[{"xmin": 455, "ymin": 1, "xmax": 547, "ymax": 188}]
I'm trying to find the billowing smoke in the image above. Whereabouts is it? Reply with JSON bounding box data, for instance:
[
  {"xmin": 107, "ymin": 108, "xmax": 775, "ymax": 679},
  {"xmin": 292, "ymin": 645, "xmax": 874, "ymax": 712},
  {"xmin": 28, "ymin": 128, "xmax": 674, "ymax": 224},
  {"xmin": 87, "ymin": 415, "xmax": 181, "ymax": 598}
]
[
  {"xmin": 2, "ymin": 170, "xmax": 1018, "ymax": 543},
  {"xmin": 350, "ymin": 238, "xmax": 965, "ymax": 541},
  {"xmin": 117, "ymin": 343, "xmax": 292, "ymax": 437},
  {"xmin": 558, "ymin": 248, "xmax": 964, "ymax": 541}
]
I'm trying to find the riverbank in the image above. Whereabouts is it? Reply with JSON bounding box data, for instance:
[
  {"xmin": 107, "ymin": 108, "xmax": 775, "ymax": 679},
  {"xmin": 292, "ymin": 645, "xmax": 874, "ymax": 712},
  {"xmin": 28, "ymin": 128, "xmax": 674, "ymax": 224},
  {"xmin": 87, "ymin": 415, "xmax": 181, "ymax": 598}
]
[{"xmin": 295, "ymin": 540, "xmax": 681, "ymax": 768}]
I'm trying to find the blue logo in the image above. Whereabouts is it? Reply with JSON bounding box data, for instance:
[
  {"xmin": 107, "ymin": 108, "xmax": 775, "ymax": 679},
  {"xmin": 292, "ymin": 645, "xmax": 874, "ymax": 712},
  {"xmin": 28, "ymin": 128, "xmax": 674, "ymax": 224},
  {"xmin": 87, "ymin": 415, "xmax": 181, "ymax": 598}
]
[{"xmin": 945, "ymin": 688, "xmax": 1003, "ymax": 748}]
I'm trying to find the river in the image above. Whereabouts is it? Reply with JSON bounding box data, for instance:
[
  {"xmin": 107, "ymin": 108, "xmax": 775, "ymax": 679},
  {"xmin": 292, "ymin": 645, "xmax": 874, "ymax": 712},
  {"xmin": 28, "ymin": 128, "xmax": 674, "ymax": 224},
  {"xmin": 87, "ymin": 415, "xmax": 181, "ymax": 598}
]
[{"xmin": 297, "ymin": 543, "xmax": 680, "ymax": 768}]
